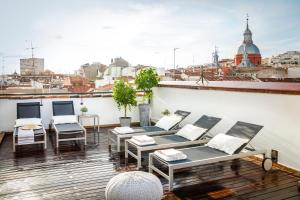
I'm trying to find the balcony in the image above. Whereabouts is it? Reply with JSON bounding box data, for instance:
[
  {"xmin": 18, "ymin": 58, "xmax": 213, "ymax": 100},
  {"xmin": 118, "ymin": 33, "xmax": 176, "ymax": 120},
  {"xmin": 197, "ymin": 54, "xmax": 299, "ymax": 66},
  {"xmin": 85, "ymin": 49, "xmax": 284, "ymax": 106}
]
[{"xmin": 0, "ymin": 81, "xmax": 300, "ymax": 199}]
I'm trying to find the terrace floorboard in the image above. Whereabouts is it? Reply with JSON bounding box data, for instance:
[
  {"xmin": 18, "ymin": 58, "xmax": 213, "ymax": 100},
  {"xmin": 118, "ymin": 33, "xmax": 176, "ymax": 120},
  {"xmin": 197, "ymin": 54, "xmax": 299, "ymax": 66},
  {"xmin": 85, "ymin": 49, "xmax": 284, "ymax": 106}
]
[{"xmin": 0, "ymin": 129, "xmax": 299, "ymax": 200}]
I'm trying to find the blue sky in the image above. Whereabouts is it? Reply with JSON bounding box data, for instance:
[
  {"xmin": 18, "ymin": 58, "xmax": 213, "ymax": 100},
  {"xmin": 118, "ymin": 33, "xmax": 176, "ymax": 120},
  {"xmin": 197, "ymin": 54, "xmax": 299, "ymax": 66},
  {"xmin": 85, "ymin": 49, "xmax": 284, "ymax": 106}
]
[{"xmin": 0, "ymin": 0, "xmax": 300, "ymax": 73}]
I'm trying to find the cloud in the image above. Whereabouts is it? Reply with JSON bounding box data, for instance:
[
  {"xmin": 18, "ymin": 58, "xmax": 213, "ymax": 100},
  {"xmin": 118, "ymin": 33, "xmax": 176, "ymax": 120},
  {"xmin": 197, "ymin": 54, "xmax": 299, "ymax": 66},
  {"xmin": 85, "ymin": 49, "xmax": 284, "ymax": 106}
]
[
  {"xmin": 1, "ymin": 0, "xmax": 300, "ymax": 73},
  {"xmin": 102, "ymin": 26, "xmax": 113, "ymax": 30},
  {"xmin": 53, "ymin": 34, "xmax": 64, "ymax": 40}
]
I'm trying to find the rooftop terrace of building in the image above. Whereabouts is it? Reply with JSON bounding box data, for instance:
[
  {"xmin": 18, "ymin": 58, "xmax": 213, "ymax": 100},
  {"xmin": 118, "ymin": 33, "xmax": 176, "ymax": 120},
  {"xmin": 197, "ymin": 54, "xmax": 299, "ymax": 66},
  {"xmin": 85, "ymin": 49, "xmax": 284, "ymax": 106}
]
[{"xmin": 0, "ymin": 80, "xmax": 299, "ymax": 199}]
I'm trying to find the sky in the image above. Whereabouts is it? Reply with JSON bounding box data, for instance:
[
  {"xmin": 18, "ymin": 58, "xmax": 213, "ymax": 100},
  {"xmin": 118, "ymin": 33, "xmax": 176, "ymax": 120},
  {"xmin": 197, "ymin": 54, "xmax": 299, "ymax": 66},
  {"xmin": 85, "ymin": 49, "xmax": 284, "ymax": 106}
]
[{"xmin": 0, "ymin": 0, "xmax": 300, "ymax": 74}]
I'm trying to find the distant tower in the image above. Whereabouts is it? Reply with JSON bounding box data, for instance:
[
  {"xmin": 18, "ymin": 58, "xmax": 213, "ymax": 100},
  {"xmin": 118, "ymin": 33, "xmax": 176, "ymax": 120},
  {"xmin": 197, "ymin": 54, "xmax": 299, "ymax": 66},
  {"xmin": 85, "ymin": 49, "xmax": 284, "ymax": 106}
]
[
  {"xmin": 235, "ymin": 14, "xmax": 261, "ymax": 67},
  {"xmin": 212, "ymin": 46, "xmax": 219, "ymax": 67}
]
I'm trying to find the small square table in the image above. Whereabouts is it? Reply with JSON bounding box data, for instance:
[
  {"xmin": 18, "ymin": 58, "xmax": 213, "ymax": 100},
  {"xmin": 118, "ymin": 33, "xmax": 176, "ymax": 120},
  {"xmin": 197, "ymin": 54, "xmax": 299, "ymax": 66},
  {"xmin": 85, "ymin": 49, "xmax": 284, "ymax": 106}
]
[{"xmin": 78, "ymin": 114, "xmax": 100, "ymax": 144}]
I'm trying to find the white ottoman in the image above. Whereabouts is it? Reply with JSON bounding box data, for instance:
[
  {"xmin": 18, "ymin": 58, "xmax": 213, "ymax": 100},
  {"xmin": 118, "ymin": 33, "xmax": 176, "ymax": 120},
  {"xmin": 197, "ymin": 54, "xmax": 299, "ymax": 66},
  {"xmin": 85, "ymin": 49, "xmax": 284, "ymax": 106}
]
[{"xmin": 105, "ymin": 171, "xmax": 163, "ymax": 200}]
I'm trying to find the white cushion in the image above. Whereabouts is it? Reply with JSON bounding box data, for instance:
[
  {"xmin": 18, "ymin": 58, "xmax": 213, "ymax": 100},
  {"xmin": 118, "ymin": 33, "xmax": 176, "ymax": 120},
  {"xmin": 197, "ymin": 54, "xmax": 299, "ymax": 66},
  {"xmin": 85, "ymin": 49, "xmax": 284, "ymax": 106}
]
[
  {"xmin": 155, "ymin": 114, "xmax": 182, "ymax": 131},
  {"xmin": 206, "ymin": 133, "xmax": 249, "ymax": 155},
  {"xmin": 175, "ymin": 124, "xmax": 207, "ymax": 141},
  {"xmin": 154, "ymin": 149, "xmax": 187, "ymax": 161},
  {"xmin": 52, "ymin": 115, "xmax": 78, "ymax": 124},
  {"xmin": 15, "ymin": 118, "xmax": 42, "ymax": 127},
  {"xmin": 114, "ymin": 127, "xmax": 134, "ymax": 134}
]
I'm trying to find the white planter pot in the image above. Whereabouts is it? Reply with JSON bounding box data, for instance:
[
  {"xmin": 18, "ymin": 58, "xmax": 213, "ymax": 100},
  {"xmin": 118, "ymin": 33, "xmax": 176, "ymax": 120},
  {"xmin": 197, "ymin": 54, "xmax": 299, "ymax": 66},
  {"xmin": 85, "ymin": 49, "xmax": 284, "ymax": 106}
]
[{"xmin": 120, "ymin": 117, "xmax": 131, "ymax": 127}]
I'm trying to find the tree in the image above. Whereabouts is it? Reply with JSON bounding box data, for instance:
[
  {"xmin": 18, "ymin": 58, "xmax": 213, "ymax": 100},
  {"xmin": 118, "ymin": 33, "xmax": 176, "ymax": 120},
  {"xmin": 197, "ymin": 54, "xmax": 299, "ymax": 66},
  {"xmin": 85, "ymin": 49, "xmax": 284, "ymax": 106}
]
[
  {"xmin": 112, "ymin": 80, "xmax": 137, "ymax": 117},
  {"xmin": 135, "ymin": 68, "xmax": 160, "ymax": 103}
]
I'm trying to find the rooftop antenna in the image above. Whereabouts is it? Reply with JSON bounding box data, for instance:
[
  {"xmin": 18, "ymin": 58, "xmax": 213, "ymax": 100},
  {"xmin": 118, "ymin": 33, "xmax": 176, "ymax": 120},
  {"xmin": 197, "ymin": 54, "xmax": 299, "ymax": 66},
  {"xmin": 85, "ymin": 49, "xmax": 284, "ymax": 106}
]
[
  {"xmin": 25, "ymin": 40, "xmax": 38, "ymax": 92},
  {"xmin": 212, "ymin": 46, "xmax": 219, "ymax": 68},
  {"xmin": 25, "ymin": 40, "xmax": 37, "ymax": 72},
  {"xmin": 246, "ymin": 13, "xmax": 249, "ymax": 29}
]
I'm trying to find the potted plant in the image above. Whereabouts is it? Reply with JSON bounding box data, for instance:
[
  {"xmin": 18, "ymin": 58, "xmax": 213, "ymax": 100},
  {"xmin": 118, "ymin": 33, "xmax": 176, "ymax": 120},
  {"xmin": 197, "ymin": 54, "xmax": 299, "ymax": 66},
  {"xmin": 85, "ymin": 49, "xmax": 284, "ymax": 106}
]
[
  {"xmin": 135, "ymin": 68, "xmax": 160, "ymax": 126},
  {"xmin": 80, "ymin": 106, "xmax": 88, "ymax": 115},
  {"xmin": 113, "ymin": 79, "xmax": 137, "ymax": 127},
  {"xmin": 161, "ymin": 109, "xmax": 170, "ymax": 116}
]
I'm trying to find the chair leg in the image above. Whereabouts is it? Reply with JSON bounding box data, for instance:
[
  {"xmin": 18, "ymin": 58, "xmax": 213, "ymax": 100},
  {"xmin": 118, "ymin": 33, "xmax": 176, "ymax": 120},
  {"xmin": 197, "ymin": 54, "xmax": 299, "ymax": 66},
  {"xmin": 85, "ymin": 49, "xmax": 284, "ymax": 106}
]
[
  {"xmin": 137, "ymin": 150, "xmax": 142, "ymax": 170},
  {"xmin": 84, "ymin": 130, "xmax": 87, "ymax": 146},
  {"xmin": 149, "ymin": 156, "xmax": 153, "ymax": 173},
  {"xmin": 169, "ymin": 168, "xmax": 174, "ymax": 191},
  {"xmin": 13, "ymin": 134, "xmax": 16, "ymax": 153},
  {"xmin": 56, "ymin": 132, "xmax": 59, "ymax": 149},
  {"xmin": 44, "ymin": 132, "xmax": 47, "ymax": 150}
]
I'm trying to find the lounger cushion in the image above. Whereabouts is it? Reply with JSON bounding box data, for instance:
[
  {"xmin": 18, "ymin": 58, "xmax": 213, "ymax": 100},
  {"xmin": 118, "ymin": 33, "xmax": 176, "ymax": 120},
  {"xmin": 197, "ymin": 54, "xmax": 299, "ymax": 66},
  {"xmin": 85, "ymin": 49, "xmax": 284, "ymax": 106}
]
[
  {"xmin": 154, "ymin": 135, "xmax": 189, "ymax": 145},
  {"xmin": 15, "ymin": 118, "xmax": 42, "ymax": 127},
  {"xmin": 155, "ymin": 114, "xmax": 182, "ymax": 131},
  {"xmin": 163, "ymin": 146, "xmax": 228, "ymax": 164},
  {"xmin": 142, "ymin": 126, "xmax": 164, "ymax": 132},
  {"xmin": 52, "ymin": 115, "xmax": 78, "ymax": 124},
  {"xmin": 54, "ymin": 123, "xmax": 84, "ymax": 133},
  {"xmin": 175, "ymin": 124, "xmax": 207, "ymax": 141},
  {"xmin": 206, "ymin": 133, "xmax": 248, "ymax": 155}
]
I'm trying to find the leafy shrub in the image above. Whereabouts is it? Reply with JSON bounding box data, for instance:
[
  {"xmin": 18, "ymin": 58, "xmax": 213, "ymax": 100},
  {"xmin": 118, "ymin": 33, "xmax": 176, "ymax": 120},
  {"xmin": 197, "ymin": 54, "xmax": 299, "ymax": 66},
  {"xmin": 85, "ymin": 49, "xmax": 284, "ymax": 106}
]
[
  {"xmin": 113, "ymin": 80, "xmax": 137, "ymax": 117},
  {"xmin": 135, "ymin": 68, "xmax": 160, "ymax": 103}
]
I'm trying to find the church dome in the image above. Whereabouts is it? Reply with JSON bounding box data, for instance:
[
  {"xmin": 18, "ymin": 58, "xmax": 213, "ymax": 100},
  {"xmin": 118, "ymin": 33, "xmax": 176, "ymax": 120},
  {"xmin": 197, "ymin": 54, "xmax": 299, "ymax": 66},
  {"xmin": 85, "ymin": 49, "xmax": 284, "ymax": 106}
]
[
  {"xmin": 237, "ymin": 43, "xmax": 260, "ymax": 55},
  {"xmin": 234, "ymin": 15, "xmax": 262, "ymax": 67}
]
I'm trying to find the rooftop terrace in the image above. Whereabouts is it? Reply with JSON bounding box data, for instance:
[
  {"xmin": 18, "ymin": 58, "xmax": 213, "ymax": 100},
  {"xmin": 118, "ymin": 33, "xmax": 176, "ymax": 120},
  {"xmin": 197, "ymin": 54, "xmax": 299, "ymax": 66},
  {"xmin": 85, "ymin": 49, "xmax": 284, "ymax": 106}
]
[{"xmin": 0, "ymin": 81, "xmax": 300, "ymax": 199}]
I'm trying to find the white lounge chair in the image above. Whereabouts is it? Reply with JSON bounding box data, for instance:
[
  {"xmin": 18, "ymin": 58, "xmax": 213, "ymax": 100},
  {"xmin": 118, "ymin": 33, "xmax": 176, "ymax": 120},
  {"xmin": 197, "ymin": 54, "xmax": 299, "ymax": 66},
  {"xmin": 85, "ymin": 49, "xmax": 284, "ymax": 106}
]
[
  {"xmin": 125, "ymin": 115, "xmax": 222, "ymax": 169},
  {"xmin": 108, "ymin": 110, "xmax": 191, "ymax": 152},
  {"xmin": 13, "ymin": 102, "xmax": 47, "ymax": 152},
  {"xmin": 51, "ymin": 101, "xmax": 87, "ymax": 150},
  {"xmin": 149, "ymin": 121, "xmax": 273, "ymax": 191}
]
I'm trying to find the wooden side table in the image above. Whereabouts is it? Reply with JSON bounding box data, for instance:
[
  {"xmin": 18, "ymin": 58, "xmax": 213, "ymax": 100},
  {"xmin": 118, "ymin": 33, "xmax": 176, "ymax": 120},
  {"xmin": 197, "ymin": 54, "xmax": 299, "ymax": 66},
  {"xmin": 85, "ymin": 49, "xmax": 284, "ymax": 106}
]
[{"xmin": 78, "ymin": 114, "xmax": 100, "ymax": 145}]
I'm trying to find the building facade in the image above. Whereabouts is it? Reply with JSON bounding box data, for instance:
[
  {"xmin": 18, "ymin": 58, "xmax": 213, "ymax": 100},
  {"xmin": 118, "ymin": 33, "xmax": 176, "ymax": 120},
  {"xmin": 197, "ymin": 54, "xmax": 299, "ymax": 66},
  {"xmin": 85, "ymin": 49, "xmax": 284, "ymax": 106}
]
[
  {"xmin": 104, "ymin": 57, "xmax": 129, "ymax": 79},
  {"xmin": 270, "ymin": 51, "xmax": 300, "ymax": 68},
  {"xmin": 80, "ymin": 62, "xmax": 107, "ymax": 81},
  {"xmin": 20, "ymin": 58, "xmax": 44, "ymax": 75}
]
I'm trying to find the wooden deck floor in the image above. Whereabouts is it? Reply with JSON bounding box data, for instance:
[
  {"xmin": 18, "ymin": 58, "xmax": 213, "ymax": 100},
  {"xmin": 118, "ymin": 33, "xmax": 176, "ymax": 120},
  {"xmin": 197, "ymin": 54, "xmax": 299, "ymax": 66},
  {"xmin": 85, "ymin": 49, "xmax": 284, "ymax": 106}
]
[{"xmin": 0, "ymin": 130, "xmax": 299, "ymax": 200}]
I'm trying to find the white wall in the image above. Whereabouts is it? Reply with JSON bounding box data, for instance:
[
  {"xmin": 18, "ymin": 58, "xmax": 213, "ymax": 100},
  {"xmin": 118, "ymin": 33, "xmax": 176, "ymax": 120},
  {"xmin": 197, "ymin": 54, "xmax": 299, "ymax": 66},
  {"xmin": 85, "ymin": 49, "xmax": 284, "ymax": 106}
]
[
  {"xmin": 0, "ymin": 97, "xmax": 140, "ymax": 132},
  {"xmin": 151, "ymin": 87, "xmax": 300, "ymax": 171}
]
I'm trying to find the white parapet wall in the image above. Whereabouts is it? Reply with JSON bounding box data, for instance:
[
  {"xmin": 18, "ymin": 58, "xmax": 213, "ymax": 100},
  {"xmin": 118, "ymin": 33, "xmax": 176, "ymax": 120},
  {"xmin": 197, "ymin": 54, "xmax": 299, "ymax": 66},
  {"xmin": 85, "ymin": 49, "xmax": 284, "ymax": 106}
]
[
  {"xmin": 0, "ymin": 96, "xmax": 140, "ymax": 132},
  {"xmin": 151, "ymin": 86, "xmax": 300, "ymax": 171}
]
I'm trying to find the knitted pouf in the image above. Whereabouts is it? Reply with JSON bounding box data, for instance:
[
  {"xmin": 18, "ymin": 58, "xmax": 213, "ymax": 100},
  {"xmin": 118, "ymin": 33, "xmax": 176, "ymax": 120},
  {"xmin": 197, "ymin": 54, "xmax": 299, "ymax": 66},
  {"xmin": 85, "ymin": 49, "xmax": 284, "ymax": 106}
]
[{"xmin": 105, "ymin": 171, "xmax": 163, "ymax": 200}]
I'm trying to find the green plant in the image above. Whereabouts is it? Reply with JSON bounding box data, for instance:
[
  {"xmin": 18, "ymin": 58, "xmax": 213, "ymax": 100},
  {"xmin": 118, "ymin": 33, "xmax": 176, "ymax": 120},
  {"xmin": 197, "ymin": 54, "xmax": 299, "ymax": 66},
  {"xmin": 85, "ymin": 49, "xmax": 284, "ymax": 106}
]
[
  {"xmin": 113, "ymin": 80, "xmax": 137, "ymax": 117},
  {"xmin": 80, "ymin": 106, "xmax": 88, "ymax": 113},
  {"xmin": 161, "ymin": 109, "xmax": 170, "ymax": 116},
  {"xmin": 135, "ymin": 68, "xmax": 160, "ymax": 103}
]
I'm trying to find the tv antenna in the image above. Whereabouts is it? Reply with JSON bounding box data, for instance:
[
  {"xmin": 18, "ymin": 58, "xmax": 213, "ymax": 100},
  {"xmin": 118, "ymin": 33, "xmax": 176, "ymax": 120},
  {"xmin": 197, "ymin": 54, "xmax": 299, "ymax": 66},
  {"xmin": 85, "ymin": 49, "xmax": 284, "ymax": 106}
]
[{"xmin": 25, "ymin": 40, "xmax": 38, "ymax": 71}]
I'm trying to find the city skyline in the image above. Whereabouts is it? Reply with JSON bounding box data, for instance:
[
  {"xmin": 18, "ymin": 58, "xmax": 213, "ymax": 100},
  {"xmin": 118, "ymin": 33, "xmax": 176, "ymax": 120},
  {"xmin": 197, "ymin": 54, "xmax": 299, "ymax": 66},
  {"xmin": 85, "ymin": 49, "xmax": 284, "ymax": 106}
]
[{"xmin": 0, "ymin": 0, "xmax": 300, "ymax": 74}]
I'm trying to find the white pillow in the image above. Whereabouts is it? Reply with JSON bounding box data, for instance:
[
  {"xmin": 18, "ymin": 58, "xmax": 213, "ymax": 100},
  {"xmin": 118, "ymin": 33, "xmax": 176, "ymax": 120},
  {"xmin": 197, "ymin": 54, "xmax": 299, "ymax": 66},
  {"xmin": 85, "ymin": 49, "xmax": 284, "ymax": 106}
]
[
  {"xmin": 52, "ymin": 115, "xmax": 78, "ymax": 124},
  {"xmin": 15, "ymin": 118, "xmax": 42, "ymax": 127},
  {"xmin": 206, "ymin": 134, "xmax": 249, "ymax": 155},
  {"xmin": 175, "ymin": 124, "xmax": 207, "ymax": 141},
  {"xmin": 155, "ymin": 114, "xmax": 182, "ymax": 131}
]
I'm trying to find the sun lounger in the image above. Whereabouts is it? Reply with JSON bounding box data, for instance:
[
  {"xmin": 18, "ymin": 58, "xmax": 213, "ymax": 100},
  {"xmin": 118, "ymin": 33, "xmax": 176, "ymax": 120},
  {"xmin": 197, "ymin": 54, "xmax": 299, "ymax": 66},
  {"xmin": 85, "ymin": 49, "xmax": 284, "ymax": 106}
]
[
  {"xmin": 13, "ymin": 102, "xmax": 47, "ymax": 152},
  {"xmin": 148, "ymin": 121, "xmax": 273, "ymax": 191},
  {"xmin": 125, "ymin": 115, "xmax": 221, "ymax": 169},
  {"xmin": 108, "ymin": 110, "xmax": 191, "ymax": 152},
  {"xmin": 51, "ymin": 101, "xmax": 86, "ymax": 149}
]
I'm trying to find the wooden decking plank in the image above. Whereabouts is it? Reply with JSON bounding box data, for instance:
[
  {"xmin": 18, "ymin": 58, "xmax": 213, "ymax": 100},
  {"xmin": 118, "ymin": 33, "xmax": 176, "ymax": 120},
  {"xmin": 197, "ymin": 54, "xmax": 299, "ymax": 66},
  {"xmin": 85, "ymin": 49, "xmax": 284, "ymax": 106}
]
[{"xmin": 0, "ymin": 130, "xmax": 299, "ymax": 200}]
